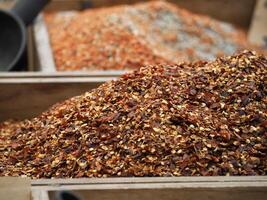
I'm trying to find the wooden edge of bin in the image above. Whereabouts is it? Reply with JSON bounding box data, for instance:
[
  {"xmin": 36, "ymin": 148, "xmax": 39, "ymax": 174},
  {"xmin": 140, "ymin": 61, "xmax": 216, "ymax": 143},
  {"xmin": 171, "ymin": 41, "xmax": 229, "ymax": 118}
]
[
  {"xmin": 31, "ymin": 176, "xmax": 267, "ymax": 186},
  {"xmin": 30, "ymin": 176, "xmax": 267, "ymax": 200},
  {"xmin": 248, "ymin": 0, "xmax": 267, "ymax": 47},
  {"xmin": 0, "ymin": 77, "xmax": 115, "ymax": 83},
  {"xmin": 34, "ymin": 14, "xmax": 56, "ymax": 72},
  {"xmin": 0, "ymin": 76, "xmax": 115, "ymax": 121},
  {"xmin": 0, "ymin": 71, "xmax": 129, "ymax": 78}
]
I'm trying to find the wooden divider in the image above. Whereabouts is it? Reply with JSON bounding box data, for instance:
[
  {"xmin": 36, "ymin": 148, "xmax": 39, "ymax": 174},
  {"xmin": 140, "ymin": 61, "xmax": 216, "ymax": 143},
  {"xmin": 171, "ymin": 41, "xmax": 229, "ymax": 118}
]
[
  {"xmin": 31, "ymin": 176, "xmax": 267, "ymax": 200},
  {"xmin": 0, "ymin": 74, "xmax": 115, "ymax": 121}
]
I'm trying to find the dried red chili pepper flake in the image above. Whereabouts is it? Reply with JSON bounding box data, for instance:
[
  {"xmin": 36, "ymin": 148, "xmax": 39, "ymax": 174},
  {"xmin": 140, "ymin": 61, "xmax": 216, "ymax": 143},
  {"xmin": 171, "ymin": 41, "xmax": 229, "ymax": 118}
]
[
  {"xmin": 0, "ymin": 51, "xmax": 266, "ymax": 178},
  {"xmin": 44, "ymin": 1, "xmax": 264, "ymax": 71}
]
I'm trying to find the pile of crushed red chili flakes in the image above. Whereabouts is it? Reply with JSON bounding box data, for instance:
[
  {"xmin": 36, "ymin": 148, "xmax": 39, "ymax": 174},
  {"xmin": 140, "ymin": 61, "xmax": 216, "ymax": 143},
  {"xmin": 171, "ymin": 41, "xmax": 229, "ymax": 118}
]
[
  {"xmin": 0, "ymin": 50, "xmax": 266, "ymax": 178},
  {"xmin": 45, "ymin": 1, "xmax": 255, "ymax": 71}
]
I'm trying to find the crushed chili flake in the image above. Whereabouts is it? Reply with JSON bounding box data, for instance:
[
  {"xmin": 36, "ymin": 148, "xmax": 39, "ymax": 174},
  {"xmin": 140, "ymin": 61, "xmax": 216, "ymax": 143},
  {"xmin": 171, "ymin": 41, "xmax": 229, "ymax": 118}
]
[
  {"xmin": 0, "ymin": 50, "xmax": 266, "ymax": 178},
  {"xmin": 45, "ymin": 1, "xmax": 260, "ymax": 71}
]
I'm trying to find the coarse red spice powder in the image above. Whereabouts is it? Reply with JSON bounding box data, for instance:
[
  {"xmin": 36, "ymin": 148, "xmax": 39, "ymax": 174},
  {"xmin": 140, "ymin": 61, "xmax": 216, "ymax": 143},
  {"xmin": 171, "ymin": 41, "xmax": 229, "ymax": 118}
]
[
  {"xmin": 0, "ymin": 50, "xmax": 266, "ymax": 178},
  {"xmin": 45, "ymin": 1, "xmax": 259, "ymax": 71}
]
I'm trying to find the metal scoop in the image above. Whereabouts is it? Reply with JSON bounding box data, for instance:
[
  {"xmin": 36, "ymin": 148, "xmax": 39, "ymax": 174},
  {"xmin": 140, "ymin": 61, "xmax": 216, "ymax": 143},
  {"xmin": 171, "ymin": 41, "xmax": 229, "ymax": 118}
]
[{"xmin": 0, "ymin": 0, "xmax": 50, "ymax": 71}]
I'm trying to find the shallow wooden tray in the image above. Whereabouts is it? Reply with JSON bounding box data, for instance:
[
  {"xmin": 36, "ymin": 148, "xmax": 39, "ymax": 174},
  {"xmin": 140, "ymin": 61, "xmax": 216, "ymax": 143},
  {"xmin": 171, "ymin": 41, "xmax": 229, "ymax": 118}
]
[{"xmin": 33, "ymin": 0, "xmax": 262, "ymax": 74}]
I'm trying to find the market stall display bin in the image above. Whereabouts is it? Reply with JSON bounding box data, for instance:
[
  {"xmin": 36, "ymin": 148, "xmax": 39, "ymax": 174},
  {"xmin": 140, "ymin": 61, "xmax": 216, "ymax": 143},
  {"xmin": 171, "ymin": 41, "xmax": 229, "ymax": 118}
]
[
  {"xmin": 1, "ymin": 50, "xmax": 267, "ymax": 200},
  {"xmin": 0, "ymin": 1, "xmax": 266, "ymax": 200},
  {"xmin": 33, "ymin": 0, "xmax": 261, "ymax": 74},
  {"xmin": 1, "ymin": 0, "xmax": 265, "ymax": 73}
]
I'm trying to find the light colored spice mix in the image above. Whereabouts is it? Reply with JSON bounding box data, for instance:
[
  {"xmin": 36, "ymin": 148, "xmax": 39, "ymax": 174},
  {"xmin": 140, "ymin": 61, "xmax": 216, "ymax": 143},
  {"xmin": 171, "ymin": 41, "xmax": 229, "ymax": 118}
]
[
  {"xmin": 45, "ymin": 1, "xmax": 256, "ymax": 71},
  {"xmin": 0, "ymin": 50, "xmax": 266, "ymax": 178}
]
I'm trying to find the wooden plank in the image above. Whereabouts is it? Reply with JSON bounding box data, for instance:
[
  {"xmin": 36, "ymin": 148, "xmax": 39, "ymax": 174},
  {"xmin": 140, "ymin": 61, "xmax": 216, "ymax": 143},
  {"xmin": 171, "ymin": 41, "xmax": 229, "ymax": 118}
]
[
  {"xmin": 248, "ymin": 0, "xmax": 267, "ymax": 48},
  {"xmin": 30, "ymin": 177, "xmax": 267, "ymax": 200},
  {"xmin": 0, "ymin": 71, "xmax": 126, "ymax": 78},
  {"xmin": 34, "ymin": 15, "xmax": 57, "ymax": 72},
  {"xmin": 45, "ymin": 0, "xmax": 84, "ymax": 11},
  {"xmin": 27, "ymin": 27, "xmax": 35, "ymax": 71},
  {"xmin": 31, "ymin": 176, "xmax": 267, "ymax": 186},
  {"xmin": 31, "ymin": 190, "xmax": 50, "ymax": 200},
  {"xmin": 0, "ymin": 177, "xmax": 31, "ymax": 200},
  {"xmin": 0, "ymin": 77, "xmax": 113, "ymax": 121},
  {"xmin": 32, "ymin": 182, "xmax": 267, "ymax": 190},
  {"xmin": 0, "ymin": 77, "xmax": 114, "ymax": 83}
]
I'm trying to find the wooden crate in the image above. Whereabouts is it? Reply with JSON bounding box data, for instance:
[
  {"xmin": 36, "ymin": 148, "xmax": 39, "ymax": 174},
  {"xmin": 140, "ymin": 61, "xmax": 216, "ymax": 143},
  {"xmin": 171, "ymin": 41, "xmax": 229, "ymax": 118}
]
[
  {"xmin": 2, "ymin": 0, "xmax": 265, "ymax": 72},
  {"xmin": 1, "ymin": 76, "xmax": 266, "ymax": 200},
  {"xmin": 31, "ymin": 177, "xmax": 267, "ymax": 200},
  {"xmin": 1, "ymin": 76, "xmax": 267, "ymax": 200},
  {"xmin": 1, "ymin": 0, "xmax": 264, "ymax": 72},
  {"xmin": 33, "ymin": 0, "xmax": 258, "ymax": 73}
]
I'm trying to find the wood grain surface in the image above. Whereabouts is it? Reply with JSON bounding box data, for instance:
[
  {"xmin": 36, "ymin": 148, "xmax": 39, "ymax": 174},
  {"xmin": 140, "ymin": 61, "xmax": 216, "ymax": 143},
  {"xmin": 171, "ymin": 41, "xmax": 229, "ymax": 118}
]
[
  {"xmin": 0, "ymin": 75, "xmax": 115, "ymax": 121},
  {"xmin": 31, "ymin": 176, "xmax": 267, "ymax": 200}
]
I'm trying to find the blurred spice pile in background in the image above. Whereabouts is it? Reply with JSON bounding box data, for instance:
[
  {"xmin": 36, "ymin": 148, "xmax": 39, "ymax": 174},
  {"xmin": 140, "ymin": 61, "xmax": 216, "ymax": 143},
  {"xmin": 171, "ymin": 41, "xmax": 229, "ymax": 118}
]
[
  {"xmin": 45, "ymin": 1, "xmax": 258, "ymax": 71},
  {"xmin": 0, "ymin": 50, "xmax": 266, "ymax": 178}
]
